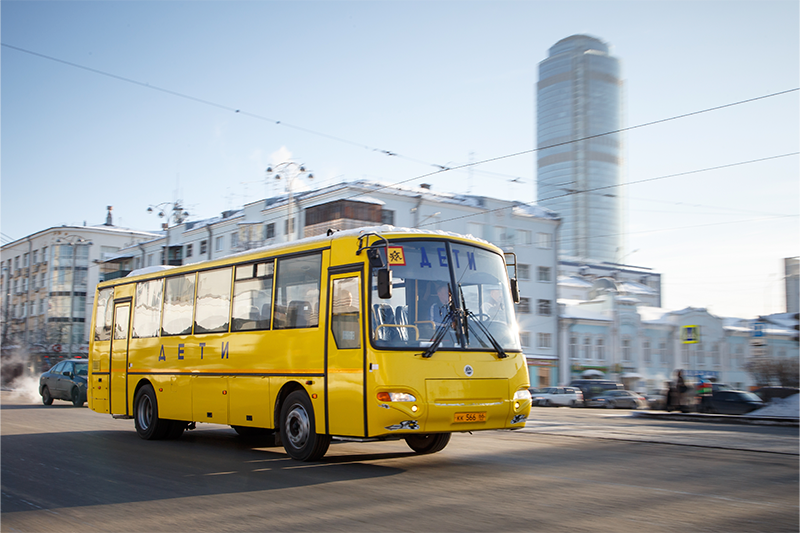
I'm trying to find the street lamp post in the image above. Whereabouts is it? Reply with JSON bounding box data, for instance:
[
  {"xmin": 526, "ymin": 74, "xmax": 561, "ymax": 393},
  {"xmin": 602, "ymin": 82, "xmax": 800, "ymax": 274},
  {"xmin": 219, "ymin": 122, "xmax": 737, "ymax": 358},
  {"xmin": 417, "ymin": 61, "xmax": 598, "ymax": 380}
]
[
  {"xmin": 266, "ymin": 162, "xmax": 313, "ymax": 242},
  {"xmin": 55, "ymin": 236, "xmax": 93, "ymax": 358},
  {"xmin": 147, "ymin": 201, "xmax": 189, "ymax": 265}
]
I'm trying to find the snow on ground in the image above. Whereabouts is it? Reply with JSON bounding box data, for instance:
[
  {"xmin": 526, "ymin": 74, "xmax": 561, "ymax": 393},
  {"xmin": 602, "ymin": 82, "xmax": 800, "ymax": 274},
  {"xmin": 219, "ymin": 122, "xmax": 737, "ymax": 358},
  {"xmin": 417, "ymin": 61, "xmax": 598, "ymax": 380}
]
[{"xmin": 749, "ymin": 394, "xmax": 799, "ymax": 418}]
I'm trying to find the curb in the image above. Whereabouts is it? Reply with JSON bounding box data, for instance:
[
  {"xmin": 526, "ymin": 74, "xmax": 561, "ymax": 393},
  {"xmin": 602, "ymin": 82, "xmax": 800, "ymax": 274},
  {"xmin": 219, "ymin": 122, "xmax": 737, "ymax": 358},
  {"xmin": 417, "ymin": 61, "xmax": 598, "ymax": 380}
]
[{"xmin": 633, "ymin": 410, "xmax": 799, "ymax": 427}]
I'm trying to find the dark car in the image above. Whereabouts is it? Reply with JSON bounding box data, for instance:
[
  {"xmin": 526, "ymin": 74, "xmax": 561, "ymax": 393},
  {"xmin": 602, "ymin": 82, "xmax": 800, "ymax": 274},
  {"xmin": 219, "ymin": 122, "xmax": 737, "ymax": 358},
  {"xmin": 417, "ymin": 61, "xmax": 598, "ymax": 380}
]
[
  {"xmin": 706, "ymin": 390, "xmax": 764, "ymax": 415},
  {"xmin": 569, "ymin": 379, "xmax": 623, "ymax": 406},
  {"xmin": 39, "ymin": 358, "xmax": 88, "ymax": 407},
  {"xmin": 753, "ymin": 387, "xmax": 799, "ymax": 403},
  {"xmin": 586, "ymin": 389, "xmax": 647, "ymax": 409}
]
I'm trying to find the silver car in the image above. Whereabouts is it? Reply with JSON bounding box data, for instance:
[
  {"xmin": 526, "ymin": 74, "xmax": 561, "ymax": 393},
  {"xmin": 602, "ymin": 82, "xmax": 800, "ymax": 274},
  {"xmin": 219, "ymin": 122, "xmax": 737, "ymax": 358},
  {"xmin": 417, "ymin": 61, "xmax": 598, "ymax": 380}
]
[
  {"xmin": 532, "ymin": 387, "xmax": 583, "ymax": 407},
  {"xmin": 587, "ymin": 390, "xmax": 647, "ymax": 409}
]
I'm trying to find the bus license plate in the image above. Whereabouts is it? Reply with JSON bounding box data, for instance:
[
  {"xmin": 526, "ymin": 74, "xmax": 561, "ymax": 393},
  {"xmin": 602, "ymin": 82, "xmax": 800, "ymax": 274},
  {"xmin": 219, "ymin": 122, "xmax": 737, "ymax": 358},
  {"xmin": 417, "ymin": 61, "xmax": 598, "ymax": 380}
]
[{"xmin": 454, "ymin": 412, "xmax": 486, "ymax": 423}]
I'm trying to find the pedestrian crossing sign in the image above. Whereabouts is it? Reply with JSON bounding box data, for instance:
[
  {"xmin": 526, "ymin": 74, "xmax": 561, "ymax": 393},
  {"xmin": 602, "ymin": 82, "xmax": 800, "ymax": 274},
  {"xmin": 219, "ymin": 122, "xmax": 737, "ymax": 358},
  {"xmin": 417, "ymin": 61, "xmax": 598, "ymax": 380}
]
[{"xmin": 681, "ymin": 325, "xmax": 700, "ymax": 344}]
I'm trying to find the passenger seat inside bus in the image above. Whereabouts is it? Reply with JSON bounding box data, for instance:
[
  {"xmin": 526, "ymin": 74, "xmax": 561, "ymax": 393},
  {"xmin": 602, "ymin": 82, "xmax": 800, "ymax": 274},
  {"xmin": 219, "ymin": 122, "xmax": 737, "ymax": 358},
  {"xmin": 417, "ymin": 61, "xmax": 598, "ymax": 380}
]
[
  {"xmin": 373, "ymin": 303, "xmax": 399, "ymax": 342},
  {"xmin": 287, "ymin": 300, "xmax": 310, "ymax": 328}
]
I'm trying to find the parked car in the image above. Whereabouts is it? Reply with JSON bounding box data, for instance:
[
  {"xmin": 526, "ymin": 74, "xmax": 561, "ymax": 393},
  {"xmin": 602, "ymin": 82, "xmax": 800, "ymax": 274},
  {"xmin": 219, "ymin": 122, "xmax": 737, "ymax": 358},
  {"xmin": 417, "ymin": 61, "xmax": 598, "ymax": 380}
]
[
  {"xmin": 39, "ymin": 358, "xmax": 88, "ymax": 407},
  {"xmin": 569, "ymin": 379, "xmax": 624, "ymax": 406},
  {"xmin": 586, "ymin": 390, "xmax": 647, "ymax": 409},
  {"xmin": 753, "ymin": 387, "xmax": 799, "ymax": 403},
  {"xmin": 705, "ymin": 390, "xmax": 765, "ymax": 415},
  {"xmin": 532, "ymin": 387, "xmax": 583, "ymax": 407},
  {"xmin": 646, "ymin": 390, "xmax": 666, "ymax": 410}
]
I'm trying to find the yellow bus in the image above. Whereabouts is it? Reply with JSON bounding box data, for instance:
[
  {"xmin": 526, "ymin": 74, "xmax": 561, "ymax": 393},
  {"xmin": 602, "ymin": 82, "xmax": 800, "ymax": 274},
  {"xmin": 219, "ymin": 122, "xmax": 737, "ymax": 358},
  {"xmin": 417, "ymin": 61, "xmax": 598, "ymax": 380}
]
[{"xmin": 88, "ymin": 227, "xmax": 532, "ymax": 461}]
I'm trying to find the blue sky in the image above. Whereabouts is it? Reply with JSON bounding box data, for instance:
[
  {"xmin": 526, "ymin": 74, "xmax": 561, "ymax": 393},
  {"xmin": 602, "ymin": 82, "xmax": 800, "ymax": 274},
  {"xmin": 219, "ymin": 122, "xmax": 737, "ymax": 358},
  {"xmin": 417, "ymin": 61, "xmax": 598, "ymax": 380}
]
[{"xmin": 2, "ymin": 0, "xmax": 798, "ymax": 318}]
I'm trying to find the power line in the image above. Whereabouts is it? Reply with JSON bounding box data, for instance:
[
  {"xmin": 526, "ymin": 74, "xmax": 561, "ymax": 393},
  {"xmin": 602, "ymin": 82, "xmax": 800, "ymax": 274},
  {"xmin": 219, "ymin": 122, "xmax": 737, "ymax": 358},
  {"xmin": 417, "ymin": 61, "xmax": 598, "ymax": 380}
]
[
  {"xmin": 0, "ymin": 42, "xmax": 449, "ymax": 172},
  {"xmin": 3, "ymin": 41, "xmax": 797, "ymax": 192},
  {"xmin": 418, "ymin": 151, "xmax": 799, "ymax": 228}
]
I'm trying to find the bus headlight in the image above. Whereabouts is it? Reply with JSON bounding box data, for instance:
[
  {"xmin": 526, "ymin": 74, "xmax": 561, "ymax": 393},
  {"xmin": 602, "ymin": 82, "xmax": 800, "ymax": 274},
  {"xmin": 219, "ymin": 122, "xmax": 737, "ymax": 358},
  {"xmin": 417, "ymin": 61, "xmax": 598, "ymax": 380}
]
[
  {"xmin": 376, "ymin": 392, "xmax": 417, "ymax": 402},
  {"xmin": 513, "ymin": 389, "xmax": 531, "ymax": 401}
]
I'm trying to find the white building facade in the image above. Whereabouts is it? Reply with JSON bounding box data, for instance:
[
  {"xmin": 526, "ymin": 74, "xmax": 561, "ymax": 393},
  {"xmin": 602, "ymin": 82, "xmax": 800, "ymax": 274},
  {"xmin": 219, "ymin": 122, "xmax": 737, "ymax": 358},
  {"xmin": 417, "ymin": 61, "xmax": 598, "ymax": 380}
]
[
  {"xmin": 1, "ymin": 219, "xmax": 160, "ymax": 372},
  {"xmin": 558, "ymin": 276, "xmax": 799, "ymax": 392}
]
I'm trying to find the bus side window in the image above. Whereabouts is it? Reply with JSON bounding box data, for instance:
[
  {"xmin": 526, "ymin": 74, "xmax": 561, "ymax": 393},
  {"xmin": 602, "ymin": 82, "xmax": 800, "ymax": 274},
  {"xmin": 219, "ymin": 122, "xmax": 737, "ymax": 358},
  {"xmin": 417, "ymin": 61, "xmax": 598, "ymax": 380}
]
[
  {"xmin": 331, "ymin": 278, "xmax": 360, "ymax": 349},
  {"xmin": 194, "ymin": 267, "xmax": 232, "ymax": 334},
  {"xmin": 132, "ymin": 279, "xmax": 163, "ymax": 338},
  {"xmin": 232, "ymin": 262, "xmax": 273, "ymax": 332},
  {"xmin": 274, "ymin": 254, "xmax": 322, "ymax": 329},
  {"xmin": 162, "ymin": 274, "xmax": 195, "ymax": 336},
  {"xmin": 94, "ymin": 288, "xmax": 114, "ymax": 341}
]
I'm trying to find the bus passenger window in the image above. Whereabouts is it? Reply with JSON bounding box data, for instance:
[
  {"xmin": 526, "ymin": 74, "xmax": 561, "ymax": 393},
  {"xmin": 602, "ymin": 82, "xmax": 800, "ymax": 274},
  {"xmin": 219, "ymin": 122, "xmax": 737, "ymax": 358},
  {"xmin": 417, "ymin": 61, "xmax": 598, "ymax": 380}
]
[
  {"xmin": 162, "ymin": 274, "xmax": 195, "ymax": 336},
  {"xmin": 274, "ymin": 254, "xmax": 322, "ymax": 329},
  {"xmin": 94, "ymin": 288, "xmax": 114, "ymax": 341},
  {"xmin": 195, "ymin": 267, "xmax": 232, "ymax": 334},
  {"xmin": 232, "ymin": 262, "xmax": 273, "ymax": 332},
  {"xmin": 132, "ymin": 279, "xmax": 163, "ymax": 338}
]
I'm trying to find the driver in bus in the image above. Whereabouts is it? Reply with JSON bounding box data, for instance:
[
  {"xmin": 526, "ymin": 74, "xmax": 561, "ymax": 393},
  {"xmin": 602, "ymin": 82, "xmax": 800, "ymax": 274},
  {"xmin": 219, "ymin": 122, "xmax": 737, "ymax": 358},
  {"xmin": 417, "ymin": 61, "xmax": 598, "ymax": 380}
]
[
  {"xmin": 482, "ymin": 288, "xmax": 504, "ymax": 318},
  {"xmin": 429, "ymin": 283, "xmax": 452, "ymax": 324}
]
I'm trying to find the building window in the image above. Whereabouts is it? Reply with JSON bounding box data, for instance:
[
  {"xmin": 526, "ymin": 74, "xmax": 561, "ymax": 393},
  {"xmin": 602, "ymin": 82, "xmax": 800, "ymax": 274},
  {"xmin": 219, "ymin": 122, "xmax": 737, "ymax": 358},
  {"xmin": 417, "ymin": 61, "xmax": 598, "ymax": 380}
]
[
  {"xmin": 712, "ymin": 344, "xmax": 720, "ymax": 367},
  {"xmin": 467, "ymin": 222, "xmax": 483, "ymax": 239},
  {"xmin": 284, "ymin": 218, "xmax": 295, "ymax": 235},
  {"xmin": 537, "ymin": 299, "xmax": 552, "ymax": 316},
  {"xmin": 518, "ymin": 229, "xmax": 532, "ymax": 245},
  {"xmin": 659, "ymin": 341, "xmax": 667, "ymax": 367},
  {"xmin": 14, "ymin": 256, "xmax": 20, "ymax": 270},
  {"xmin": 381, "ymin": 209, "xmax": 395, "ymax": 225},
  {"xmin": 696, "ymin": 343, "xmax": 704, "ymax": 366},
  {"xmin": 519, "ymin": 331, "xmax": 530, "ymax": 348},
  {"xmin": 42, "ymin": 247, "xmax": 47, "ymax": 262},
  {"xmin": 570, "ymin": 335, "xmax": 578, "ymax": 360},
  {"xmin": 536, "ymin": 233, "xmax": 552, "ymax": 249},
  {"xmin": 185, "ymin": 244, "xmax": 193, "ymax": 258},
  {"xmin": 643, "ymin": 340, "xmax": 651, "ymax": 364},
  {"xmin": 682, "ymin": 346, "xmax": 689, "ymax": 365},
  {"xmin": 517, "ymin": 297, "xmax": 530, "ymax": 314},
  {"xmin": 537, "ymin": 266, "xmax": 551, "ymax": 282},
  {"xmin": 32, "ymin": 250, "xmax": 38, "ymax": 264},
  {"xmin": 215, "ymin": 236, "xmax": 224, "ymax": 252},
  {"xmin": 622, "ymin": 338, "xmax": 632, "ymax": 363},
  {"xmin": 23, "ymin": 253, "xmax": 29, "ymax": 268},
  {"xmin": 583, "ymin": 337, "xmax": 592, "ymax": 360},
  {"xmin": 231, "ymin": 232, "xmax": 239, "ymax": 249},
  {"xmin": 200, "ymin": 240, "xmax": 208, "ymax": 255},
  {"xmin": 596, "ymin": 337, "xmax": 605, "ymax": 361},
  {"xmin": 537, "ymin": 332, "xmax": 552, "ymax": 349},
  {"xmin": 518, "ymin": 264, "xmax": 530, "ymax": 280},
  {"xmin": 265, "ymin": 223, "xmax": 275, "ymax": 240}
]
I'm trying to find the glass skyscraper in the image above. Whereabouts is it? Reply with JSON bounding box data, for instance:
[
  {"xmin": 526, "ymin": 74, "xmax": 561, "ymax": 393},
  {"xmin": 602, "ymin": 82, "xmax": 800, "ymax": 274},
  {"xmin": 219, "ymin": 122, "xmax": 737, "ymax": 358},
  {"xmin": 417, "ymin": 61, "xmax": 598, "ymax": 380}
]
[{"xmin": 537, "ymin": 35, "xmax": 622, "ymax": 263}]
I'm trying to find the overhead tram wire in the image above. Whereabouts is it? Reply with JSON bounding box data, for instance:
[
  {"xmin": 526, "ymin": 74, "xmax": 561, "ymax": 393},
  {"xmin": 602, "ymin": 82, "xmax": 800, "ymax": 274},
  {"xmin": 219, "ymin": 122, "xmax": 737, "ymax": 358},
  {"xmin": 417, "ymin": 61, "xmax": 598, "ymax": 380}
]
[
  {"xmin": 416, "ymin": 151, "xmax": 800, "ymax": 228},
  {"xmin": 0, "ymin": 43, "xmax": 447, "ymax": 173},
  {"xmin": 3, "ymin": 42, "xmax": 798, "ymax": 195}
]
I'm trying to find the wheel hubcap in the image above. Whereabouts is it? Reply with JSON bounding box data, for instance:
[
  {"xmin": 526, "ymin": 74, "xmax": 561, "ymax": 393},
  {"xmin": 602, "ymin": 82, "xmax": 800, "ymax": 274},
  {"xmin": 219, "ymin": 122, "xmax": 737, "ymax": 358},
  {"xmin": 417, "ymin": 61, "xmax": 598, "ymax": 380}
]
[
  {"xmin": 138, "ymin": 395, "xmax": 153, "ymax": 430},
  {"xmin": 286, "ymin": 403, "xmax": 309, "ymax": 449}
]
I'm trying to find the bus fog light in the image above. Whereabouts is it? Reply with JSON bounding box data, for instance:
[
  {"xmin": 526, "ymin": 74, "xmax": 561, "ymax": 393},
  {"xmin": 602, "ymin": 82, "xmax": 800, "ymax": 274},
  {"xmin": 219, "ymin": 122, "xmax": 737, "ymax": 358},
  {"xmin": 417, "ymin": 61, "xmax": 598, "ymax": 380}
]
[
  {"xmin": 411, "ymin": 405, "xmax": 418, "ymax": 412},
  {"xmin": 377, "ymin": 392, "xmax": 416, "ymax": 402},
  {"xmin": 514, "ymin": 401, "xmax": 520, "ymax": 410}
]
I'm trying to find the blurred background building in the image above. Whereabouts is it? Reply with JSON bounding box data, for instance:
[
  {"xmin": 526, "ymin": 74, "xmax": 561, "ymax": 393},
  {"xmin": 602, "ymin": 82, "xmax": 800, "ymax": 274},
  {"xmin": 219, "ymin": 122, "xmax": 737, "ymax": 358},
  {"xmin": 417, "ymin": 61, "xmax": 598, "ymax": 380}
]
[{"xmin": 536, "ymin": 34, "xmax": 623, "ymax": 265}]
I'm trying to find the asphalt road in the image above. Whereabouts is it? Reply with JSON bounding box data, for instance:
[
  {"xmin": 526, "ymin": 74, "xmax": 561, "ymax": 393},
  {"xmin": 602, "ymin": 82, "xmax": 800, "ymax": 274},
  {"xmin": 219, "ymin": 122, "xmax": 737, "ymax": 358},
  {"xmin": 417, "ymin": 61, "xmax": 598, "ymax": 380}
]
[{"xmin": 2, "ymin": 393, "xmax": 798, "ymax": 532}]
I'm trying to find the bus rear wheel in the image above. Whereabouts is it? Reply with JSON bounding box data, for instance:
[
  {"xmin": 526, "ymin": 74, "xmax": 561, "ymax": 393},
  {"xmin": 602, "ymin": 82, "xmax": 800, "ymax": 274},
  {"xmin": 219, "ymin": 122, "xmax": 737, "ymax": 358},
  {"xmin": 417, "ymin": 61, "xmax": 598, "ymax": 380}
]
[
  {"xmin": 405, "ymin": 433, "xmax": 451, "ymax": 454},
  {"xmin": 134, "ymin": 384, "xmax": 170, "ymax": 440},
  {"xmin": 279, "ymin": 390, "xmax": 330, "ymax": 461}
]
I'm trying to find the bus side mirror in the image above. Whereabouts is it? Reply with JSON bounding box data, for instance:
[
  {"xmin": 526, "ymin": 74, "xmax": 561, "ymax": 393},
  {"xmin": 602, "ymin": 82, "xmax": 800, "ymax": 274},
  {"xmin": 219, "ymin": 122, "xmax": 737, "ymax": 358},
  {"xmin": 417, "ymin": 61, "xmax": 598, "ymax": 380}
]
[
  {"xmin": 377, "ymin": 268, "xmax": 392, "ymax": 299},
  {"xmin": 510, "ymin": 278, "xmax": 520, "ymax": 304}
]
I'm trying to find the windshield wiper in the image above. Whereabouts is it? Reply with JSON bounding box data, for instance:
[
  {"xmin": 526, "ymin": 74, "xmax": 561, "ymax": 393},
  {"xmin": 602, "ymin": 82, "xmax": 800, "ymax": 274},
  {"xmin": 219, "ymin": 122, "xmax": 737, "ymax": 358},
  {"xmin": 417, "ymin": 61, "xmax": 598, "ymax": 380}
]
[
  {"xmin": 466, "ymin": 310, "xmax": 507, "ymax": 359},
  {"xmin": 421, "ymin": 284, "xmax": 461, "ymax": 358}
]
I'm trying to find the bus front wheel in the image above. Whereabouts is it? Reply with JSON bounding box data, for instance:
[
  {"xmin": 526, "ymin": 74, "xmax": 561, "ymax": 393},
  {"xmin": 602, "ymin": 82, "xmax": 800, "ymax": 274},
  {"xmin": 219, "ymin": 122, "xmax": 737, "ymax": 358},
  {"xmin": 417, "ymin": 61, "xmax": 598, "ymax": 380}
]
[
  {"xmin": 134, "ymin": 384, "xmax": 170, "ymax": 440},
  {"xmin": 279, "ymin": 390, "xmax": 330, "ymax": 461},
  {"xmin": 405, "ymin": 433, "xmax": 451, "ymax": 454}
]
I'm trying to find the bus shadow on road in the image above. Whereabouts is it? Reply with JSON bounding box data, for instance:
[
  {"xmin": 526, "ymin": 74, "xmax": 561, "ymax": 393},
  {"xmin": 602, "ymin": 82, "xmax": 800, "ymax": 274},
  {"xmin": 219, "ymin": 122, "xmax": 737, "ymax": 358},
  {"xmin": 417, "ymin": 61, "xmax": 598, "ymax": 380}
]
[{"xmin": 1, "ymin": 427, "xmax": 407, "ymax": 513}]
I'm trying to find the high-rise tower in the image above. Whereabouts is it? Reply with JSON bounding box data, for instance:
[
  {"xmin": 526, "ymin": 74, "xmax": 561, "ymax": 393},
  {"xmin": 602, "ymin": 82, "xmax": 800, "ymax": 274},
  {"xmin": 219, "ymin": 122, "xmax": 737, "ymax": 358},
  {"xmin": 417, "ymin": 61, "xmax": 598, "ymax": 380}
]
[{"xmin": 536, "ymin": 35, "xmax": 623, "ymax": 263}]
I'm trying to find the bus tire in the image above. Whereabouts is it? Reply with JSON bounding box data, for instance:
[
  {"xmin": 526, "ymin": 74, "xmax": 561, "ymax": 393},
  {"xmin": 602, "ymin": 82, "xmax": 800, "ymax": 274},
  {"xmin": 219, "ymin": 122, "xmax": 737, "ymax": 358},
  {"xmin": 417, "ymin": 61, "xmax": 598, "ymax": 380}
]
[
  {"xmin": 405, "ymin": 433, "xmax": 451, "ymax": 454},
  {"xmin": 133, "ymin": 384, "xmax": 170, "ymax": 440},
  {"xmin": 279, "ymin": 390, "xmax": 330, "ymax": 461}
]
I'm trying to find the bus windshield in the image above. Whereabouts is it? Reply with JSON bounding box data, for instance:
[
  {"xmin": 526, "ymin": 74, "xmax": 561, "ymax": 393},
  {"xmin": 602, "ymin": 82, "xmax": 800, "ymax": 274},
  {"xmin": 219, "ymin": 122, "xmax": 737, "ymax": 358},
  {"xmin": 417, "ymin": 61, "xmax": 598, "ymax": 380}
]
[{"xmin": 369, "ymin": 240, "xmax": 520, "ymax": 351}]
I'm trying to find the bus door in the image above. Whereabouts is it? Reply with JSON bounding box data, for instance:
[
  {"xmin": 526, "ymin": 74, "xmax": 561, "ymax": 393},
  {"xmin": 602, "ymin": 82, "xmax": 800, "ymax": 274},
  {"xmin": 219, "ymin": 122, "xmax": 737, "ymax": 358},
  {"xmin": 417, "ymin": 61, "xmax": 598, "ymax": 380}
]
[
  {"xmin": 326, "ymin": 272, "xmax": 366, "ymax": 437},
  {"xmin": 109, "ymin": 302, "xmax": 131, "ymax": 415}
]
